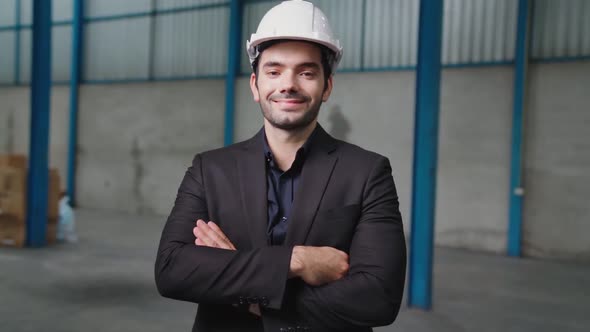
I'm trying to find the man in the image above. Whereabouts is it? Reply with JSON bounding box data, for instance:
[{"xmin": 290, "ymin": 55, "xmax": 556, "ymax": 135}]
[{"xmin": 155, "ymin": 1, "xmax": 406, "ymax": 331}]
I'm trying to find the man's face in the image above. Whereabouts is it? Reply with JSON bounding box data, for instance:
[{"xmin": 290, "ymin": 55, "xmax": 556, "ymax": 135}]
[{"xmin": 250, "ymin": 41, "xmax": 333, "ymax": 131}]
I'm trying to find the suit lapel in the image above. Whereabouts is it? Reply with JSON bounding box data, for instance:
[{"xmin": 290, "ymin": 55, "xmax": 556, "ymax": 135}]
[
  {"xmin": 236, "ymin": 129, "xmax": 269, "ymax": 248},
  {"xmin": 285, "ymin": 125, "xmax": 339, "ymax": 246}
]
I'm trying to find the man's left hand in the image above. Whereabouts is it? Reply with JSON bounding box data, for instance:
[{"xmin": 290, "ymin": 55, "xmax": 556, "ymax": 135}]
[{"xmin": 193, "ymin": 219, "xmax": 236, "ymax": 250}]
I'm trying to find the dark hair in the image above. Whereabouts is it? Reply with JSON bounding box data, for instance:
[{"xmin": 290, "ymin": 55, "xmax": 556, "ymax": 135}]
[{"xmin": 251, "ymin": 40, "xmax": 334, "ymax": 90}]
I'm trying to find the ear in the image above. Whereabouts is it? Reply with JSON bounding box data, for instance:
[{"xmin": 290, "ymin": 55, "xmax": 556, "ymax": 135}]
[
  {"xmin": 250, "ymin": 73, "xmax": 260, "ymax": 102},
  {"xmin": 322, "ymin": 75, "xmax": 334, "ymax": 102}
]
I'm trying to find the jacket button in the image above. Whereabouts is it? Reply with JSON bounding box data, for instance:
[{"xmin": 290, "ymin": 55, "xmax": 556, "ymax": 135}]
[
  {"xmin": 279, "ymin": 328, "xmax": 286, "ymax": 332},
  {"xmin": 238, "ymin": 296, "xmax": 246, "ymax": 306},
  {"xmin": 248, "ymin": 296, "xmax": 259, "ymax": 304},
  {"xmin": 260, "ymin": 296, "xmax": 269, "ymax": 307}
]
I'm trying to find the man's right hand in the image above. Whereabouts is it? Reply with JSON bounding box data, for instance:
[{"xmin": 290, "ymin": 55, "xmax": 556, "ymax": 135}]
[{"xmin": 289, "ymin": 246, "xmax": 349, "ymax": 286}]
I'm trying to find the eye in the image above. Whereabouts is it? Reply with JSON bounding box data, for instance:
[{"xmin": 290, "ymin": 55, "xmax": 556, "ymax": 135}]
[
  {"xmin": 266, "ymin": 70, "xmax": 280, "ymax": 77},
  {"xmin": 300, "ymin": 71, "xmax": 316, "ymax": 78}
]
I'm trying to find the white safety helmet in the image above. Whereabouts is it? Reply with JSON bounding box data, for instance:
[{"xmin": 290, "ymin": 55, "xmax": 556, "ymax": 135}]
[{"xmin": 246, "ymin": 0, "xmax": 343, "ymax": 73}]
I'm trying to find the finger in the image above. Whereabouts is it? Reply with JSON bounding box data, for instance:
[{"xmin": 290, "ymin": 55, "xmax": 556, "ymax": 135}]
[
  {"xmin": 207, "ymin": 222, "xmax": 228, "ymax": 239},
  {"xmin": 198, "ymin": 221, "xmax": 234, "ymax": 250},
  {"xmin": 208, "ymin": 222, "xmax": 236, "ymax": 250},
  {"xmin": 205, "ymin": 227, "xmax": 233, "ymax": 250},
  {"xmin": 197, "ymin": 222, "xmax": 235, "ymax": 250},
  {"xmin": 194, "ymin": 220, "xmax": 207, "ymax": 242},
  {"xmin": 194, "ymin": 226, "xmax": 219, "ymax": 248},
  {"xmin": 195, "ymin": 238, "xmax": 206, "ymax": 246},
  {"xmin": 249, "ymin": 304, "xmax": 261, "ymax": 317}
]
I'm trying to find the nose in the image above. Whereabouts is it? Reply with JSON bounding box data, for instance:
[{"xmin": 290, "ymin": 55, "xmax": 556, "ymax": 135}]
[{"xmin": 279, "ymin": 72, "xmax": 298, "ymax": 94}]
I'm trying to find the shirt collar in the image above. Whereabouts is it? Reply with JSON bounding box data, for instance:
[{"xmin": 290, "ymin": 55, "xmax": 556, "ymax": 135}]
[{"xmin": 262, "ymin": 125, "xmax": 319, "ymax": 170}]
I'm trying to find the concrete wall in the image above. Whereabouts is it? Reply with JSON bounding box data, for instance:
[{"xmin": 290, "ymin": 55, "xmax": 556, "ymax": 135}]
[
  {"xmin": 436, "ymin": 67, "xmax": 513, "ymax": 253},
  {"xmin": 1, "ymin": 62, "xmax": 589, "ymax": 260},
  {"xmin": 524, "ymin": 62, "xmax": 590, "ymax": 260},
  {"xmin": 76, "ymin": 80, "xmax": 226, "ymax": 215}
]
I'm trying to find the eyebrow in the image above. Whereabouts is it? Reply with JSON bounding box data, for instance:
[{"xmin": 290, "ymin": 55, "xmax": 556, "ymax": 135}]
[
  {"xmin": 262, "ymin": 61, "xmax": 321, "ymax": 70},
  {"xmin": 262, "ymin": 61, "xmax": 284, "ymax": 68},
  {"xmin": 297, "ymin": 62, "xmax": 321, "ymax": 70}
]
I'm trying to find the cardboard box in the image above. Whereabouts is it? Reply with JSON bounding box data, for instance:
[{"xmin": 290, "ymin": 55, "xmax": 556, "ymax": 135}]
[
  {"xmin": 0, "ymin": 191, "xmax": 26, "ymax": 221},
  {"xmin": 0, "ymin": 216, "xmax": 25, "ymax": 247},
  {"xmin": 0, "ymin": 216, "xmax": 60, "ymax": 248},
  {"xmin": 47, "ymin": 219, "xmax": 57, "ymax": 245},
  {"xmin": 0, "ymin": 154, "xmax": 27, "ymax": 169},
  {"xmin": 0, "ymin": 167, "xmax": 27, "ymax": 193},
  {"xmin": 0, "ymin": 167, "xmax": 60, "ymax": 220},
  {"xmin": 48, "ymin": 169, "xmax": 61, "ymax": 220}
]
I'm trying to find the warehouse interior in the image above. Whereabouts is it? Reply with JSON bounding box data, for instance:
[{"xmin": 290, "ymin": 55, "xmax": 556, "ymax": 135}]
[{"xmin": 1, "ymin": 0, "xmax": 589, "ymax": 331}]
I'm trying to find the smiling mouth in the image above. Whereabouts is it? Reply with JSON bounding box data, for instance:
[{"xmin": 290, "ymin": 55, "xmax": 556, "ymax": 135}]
[{"xmin": 273, "ymin": 99, "xmax": 304, "ymax": 104}]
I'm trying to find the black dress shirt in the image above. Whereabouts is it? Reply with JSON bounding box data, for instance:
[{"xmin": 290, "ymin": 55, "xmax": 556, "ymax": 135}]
[{"xmin": 263, "ymin": 127, "xmax": 317, "ymax": 245}]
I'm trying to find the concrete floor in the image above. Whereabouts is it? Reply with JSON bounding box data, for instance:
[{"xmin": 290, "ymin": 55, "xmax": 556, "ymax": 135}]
[{"xmin": 0, "ymin": 209, "xmax": 588, "ymax": 332}]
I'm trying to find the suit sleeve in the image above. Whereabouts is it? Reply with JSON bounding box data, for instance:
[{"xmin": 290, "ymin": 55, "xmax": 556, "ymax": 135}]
[
  {"xmin": 269, "ymin": 156, "xmax": 407, "ymax": 330},
  {"xmin": 154, "ymin": 154, "xmax": 292, "ymax": 309}
]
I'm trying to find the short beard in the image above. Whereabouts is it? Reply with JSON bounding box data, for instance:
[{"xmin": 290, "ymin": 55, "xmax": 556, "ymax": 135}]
[{"xmin": 260, "ymin": 100, "xmax": 322, "ymax": 131}]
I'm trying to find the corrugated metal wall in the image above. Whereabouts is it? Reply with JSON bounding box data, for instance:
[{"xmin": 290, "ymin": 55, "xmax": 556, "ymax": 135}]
[
  {"xmin": 17, "ymin": 0, "xmax": 74, "ymax": 83},
  {"xmin": 85, "ymin": 0, "xmax": 151, "ymax": 17},
  {"xmin": 442, "ymin": 0, "xmax": 517, "ymax": 65},
  {"xmin": 83, "ymin": 1, "xmax": 153, "ymax": 81},
  {"xmin": 0, "ymin": 0, "xmax": 17, "ymax": 83},
  {"xmin": 364, "ymin": 0, "xmax": 419, "ymax": 69},
  {"xmin": 1, "ymin": 0, "xmax": 589, "ymax": 85},
  {"xmin": 0, "ymin": 0, "xmax": 73, "ymax": 84},
  {"xmin": 531, "ymin": 0, "xmax": 590, "ymax": 59},
  {"xmin": 156, "ymin": 0, "xmax": 228, "ymax": 10},
  {"xmin": 84, "ymin": 0, "xmax": 229, "ymax": 81},
  {"xmin": 152, "ymin": 7, "xmax": 229, "ymax": 78},
  {"xmin": 0, "ymin": 31, "xmax": 15, "ymax": 84},
  {"xmin": 84, "ymin": 18, "xmax": 152, "ymax": 81}
]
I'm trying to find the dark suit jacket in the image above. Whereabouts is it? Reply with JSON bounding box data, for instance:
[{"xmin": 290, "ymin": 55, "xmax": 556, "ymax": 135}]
[{"xmin": 155, "ymin": 125, "xmax": 406, "ymax": 332}]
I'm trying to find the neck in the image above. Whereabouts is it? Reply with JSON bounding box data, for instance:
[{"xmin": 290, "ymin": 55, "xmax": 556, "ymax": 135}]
[{"xmin": 264, "ymin": 121, "xmax": 317, "ymax": 171}]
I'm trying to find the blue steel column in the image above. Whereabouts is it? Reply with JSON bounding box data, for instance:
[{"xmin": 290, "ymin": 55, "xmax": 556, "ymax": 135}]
[
  {"xmin": 67, "ymin": 0, "xmax": 84, "ymax": 205},
  {"xmin": 14, "ymin": 0, "xmax": 21, "ymax": 84},
  {"xmin": 224, "ymin": 0, "xmax": 242, "ymax": 146},
  {"xmin": 508, "ymin": 0, "xmax": 531, "ymax": 257},
  {"xmin": 359, "ymin": 0, "xmax": 367, "ymax": 71},
  {"xmin": 148, "ymin": 0, "xmax": 156, "ymax": 81},
  {"xmin": 26, "ymin": 0, "xmax": 52, "ymax": 247},
  {"xmin": 408, "ymin": 0, "xmax": 444, "ymax": 310}
]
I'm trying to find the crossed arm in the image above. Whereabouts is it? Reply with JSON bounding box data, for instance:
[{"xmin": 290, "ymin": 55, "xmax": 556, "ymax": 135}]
[
  {"xmin": 194, "ymin": 220, "xmax": 350, "ymax": 286},
  {"xmin": 193, "ymin": 219, "xmax": 350, "ymax": 316}
]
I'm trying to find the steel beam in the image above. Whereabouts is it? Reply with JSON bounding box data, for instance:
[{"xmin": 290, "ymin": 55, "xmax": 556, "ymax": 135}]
[{"xmin": 408, "ymin": 0, "xmax": 444, "ymax": 310}]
